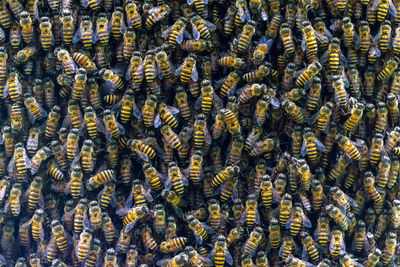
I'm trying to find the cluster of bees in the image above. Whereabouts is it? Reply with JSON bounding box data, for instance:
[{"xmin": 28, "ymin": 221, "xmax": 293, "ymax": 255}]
[{"xmin": 1, "ymin": 0, "xmax": 400, "ymax": 265}]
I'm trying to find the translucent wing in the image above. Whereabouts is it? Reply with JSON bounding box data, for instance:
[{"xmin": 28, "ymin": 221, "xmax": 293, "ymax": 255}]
[
  {"xmin": 302, "ymin": 213, "xmax": 312, "ymax": 228},
  {"xmin": 372, "ymin": 31, "xmax": 381, "ymax": 45},
  {"xmin": 149, "ymin": 6, "xmax": 161, "ymax": 14},
  {"xmin": 161, "ymin": 25, "xmax": 174, "ymax": 38},
  {"xmin": 314, "ymin": 137, "xmax": 326, "ymax": 152},
  {"xmin": 174, "ymin": 61, "xmax": 185, "ymax": 76},
  {"xmin": 301, "ymin": 139, "xmax": 307, "ymax": 156},
  {"xmin": 371, "ymin": 0, "xmax": 381, "ymax": 11},
  {"xmin": 72, "ymin": 27, "xmax": 82, "ymax": 44},
  {"xmin": 204, "ymin": 125, "xmax": 212, "ymax": 145},
  {"xmin": 225, "ymin": 249, "xmax": 233, "ymax": 265},
  {"xmin": 203, "ymin": 19, "xmax": 216, "ymax": 30},
  {"xmin": 390, "ymin": 0, "xmax": 397, "ymax": 16},
  {"xmin": 191, "ymin": 23, "xmax": 201, "ymax": 40},
  {"xmin": 191, "ymin": 64, "xmax": 198, "ymax": 81}
]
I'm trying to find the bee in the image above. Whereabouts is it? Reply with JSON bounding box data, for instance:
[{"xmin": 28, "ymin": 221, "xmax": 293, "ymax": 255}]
[
  {"xmin": 160, "ymin": 125, "xmax": 182, "ymax": 151},
  {"xmin": 242, "ymin": 227, "xmax": 263, "ymax": 257},
  {"xmin": 301, "ymin": 127, "xmax": 325, "ymax": 164},
  {"xmin": 56, "ymin": 49, "xmax": 76, "ymax": 75},
  {"xmin": 162, "ymin": 17, "xmax": 187, "ymax": 46},
  {"xmin": 100, "ymin": 69, "xmax": 124, "ymax": 93},
  {"xmin": 26, "ymin": 176, "xmax": 44, "ymax": 213},
  {"xmin": 301, "ymin": 21, "xmax": 318, "ymax": 57},
  {"xmin": 364, "ymin": 249, "xmax": 382, "ymax": 267},
  {"xmin": 268, "ymin": 218, "xmax": 282, "ymax": 250},
  {"xmin": 300, "ymin": 231, "xmax": 320, "ymax": 264},
  {"xmin": 156, "ymin": 102, "xmax": 180, "ymax": 129},
  {"xmin": 4, "ymin": 71, "xmax": 23, "ymax": 104},
  {"xmin": 142, "ymin": 95, "xmax": 158, "ymax": 127},
  {"xmin": 286, "ymin": 204, "xmax": 311, "ymax": 236},
  {"xmin": 115, "ymin": 229, "xmax": 131, "ymax": 254},
  {"xmin": 125, "ymin": 1, "xmax": 142, "ymax": 29},
  {"xmin": 39, "ymin": 17, "xmax": 54, "ymax": 51},
  {"xmin": 364, "ymin": 172, "xmax": 384, "ymax": 214},
  {"xmin": 116, "ymin": 205, "xmax": 149, "ymax": 232},
  {"xmin": 279, "ymin": 23, "xmax": 295, "ymax": 55},
  {"xmin": 208, "ymin": 235, "xmax": 232, "ymax": 267},
  {"xmin": 87, "ymin": 169, "xmax": 115, "ymax": 190},
  {"xmin": 156, "ymin": 252, "xmax": 189, "ymax": 267},
  {"xmin": 21, "ymin": 209, "xmax": 44, "ymax": 241},
  {"xmin": 175, "ymin": 54, "xmax": 198, "ymax": 84},
  {"xmin": 50, "ymin": 141, "xmax": 67, "ymax": 172},
  {"xmin": 335, "ymin": 135, "xmax": 361, "ymax": 161},
  {"xmin": 125, "ymin": 245, "xmax": 139, "ymax": 267},
  {"xmin": 186, "ymin": 215, "xmax": 211, "ymax": 244},
  {"xmin": 142, "ymin": 162, "xmax": 163, "ymax": 192},
  {"xmin": 102, "ymin": 109, "xmax": 125, "ymax": 140},
  {"xmin": 73, "ymin": 53, "xmax": 97, "ymax": 74},
  {"xmin": 279, "ymin": 235, "xmax": 295, "ymax": 261},
  {"xmin": 50, "ymin": 220, "xmax": 69, "ymax": 253},
  {"xmin": 368, "ymin": 133, "xmax": 384, "ymax": 165},
  {"xmin": 97, "ymin": 182, "xmax": 115, "ymax": 210},
  {"xmin": 129, "ymin": 139, "xmax": 156, "ymax": 161},
  {"xmin": 329, "ymin": 229, "xmax": 345, "ymax": 257},
  {"xmin": 185, "ymin": 151, "xmax": 203, "ymax": 186},
  {"xmin": 321, "ymin": 37, "xmax": 347, "ymax": 72},
  {"xmin": 83, "ymin": 106, "xmax": 103, "ymax": 139},
  {"xmin": 326, "ymin": 204, "xmax": 350, "ymax": 231},
  {"xmin": 240, "ymin": 193, "xmax": 260, "ymax": 228},
  {"xmin": 73, "ymin": 16, "xmax": 97, "ymax": 50},
  {"xmin": 185, "ymin": 246, "xmax": 211, "ymax": 267},
  {"xmin": 252, "ymin": 37, "xmax": 273, "ymax": 65},
  {"xmin": 310, "ymin": 102, "xmax": 333, "ymax": 133},
  {"xmin": 378, "ymin": 56, "xmax": 399, "ymax": 81},
  {"xmin": 140, "ymin": 225, "xmax": 158, "ymax": 251},
  {"xmin": 19, "ymin": 11, "xmax": 33, "ymax": 44},
  {"xmin": 381, "ymin": 231, "xmax": 397, "ymax": 264},
  {"xmin": 145, "ymin": 4, "xmax": 171, "ymax": 29},
  {"xmin": 160, "ymin": 237, "xmax": 188, "ymax": 253},
  {"xmin": 9, "ymin": 143, "xmax": 31, "ymax": 183},
  {"xmin": 371, "ymin": 0, "xmax": 397, "ymax": 22},
  {"xmin": 76, "ymin": 229, "xmax": 92, "ymax": 261}
]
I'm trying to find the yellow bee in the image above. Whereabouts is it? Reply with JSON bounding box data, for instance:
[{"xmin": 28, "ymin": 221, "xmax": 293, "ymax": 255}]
[
  {"xmin": 380, "ymin": 231, "xmax": 397, "ymax": 264},
  {"xmin": 208, "ymin": 235, "xmax": 232, "ymax": 267},
  {"xmin": 309, "ymin": 102, "xmax": 333, "ymax": 133},
  {"xmin": 156, "ymin": 102, "xmax": 180, "ymax": 129},
  {"xmin": 87, "ymin": 169, "xmax": 115, "ymax": 190},
  {"xmin": 301, "ymin": 21, "xmax": 318, "ymax": 56},
  {"xmin": 252, "ymin": 37, "xmax": 273, "ymax": 65},
  {"xmin": 73, "ymin": 16, "xmax": 97, "ymax": 50},
  {"xmin": 368, "ymin": 133, "xmax": 384, "ymax": 165},
  {"xmin": 19, "ymin": 11, "xmax": 33, "ymax": 44},
  {"xmin": 329, "ymin": 229, "xmax": 345, "ymax": 257},
  {"xmin": 98, "ymin": 182, "xmax": 115, "ymax": 210},
  {"xmin": 286, "ymin": 204, "xmax": 311, "ymax": 236},
  {"xmin": 387, "ymin": 126, "xmax": 400, "ymax": 152},
  {"xmin": 335, "ymin": 135, "xmax": 361, "ymax": 161},
  {"xmin": 39, "ymin": 17, "xmax": 54, "ymax": 51},
  {"xmin": 364, "ymin": 249, "xmax": 382, "ymax": 267},
  {"xmin": 242, "ymin": 227, "xmax": 263, "ymax": 256},
  {"xmin": 185, "ymin": 246, "xmax": 212, "ymax": 267},
  {"xmin": 279, "ymin": 235, "xmax": 295, "ymax": 261},
  {"xmin": 145, "ymin": 4, "xmax": 171, "ymax": 29},
  {"xmin": 139, "ymin": 225, "xmax": 158, "ymax": 251},
  {"xmin": 378, "ymin": 56, "xmax": 399, "ymax": 81},
  {"xmin": 56, "ymin": 48, "xmax": 76, "ymax": 75},
  {"xmin": 99, "ymin": 69, "xmax": 124, "ymax": 92},
  {"xmin": 162, "ymin": 17, "xmax": 187, "ymax": 46},
  {"xmin": 125, "ymin": 245, "xmax": 139, "ymax": 267},
  {"xmin": 326, "ymin": 204, "xmax": 350, "ymax": 231},
  {"xmin": 102, "ymin": 109, "xmax": 125, "ymax": 140},
  {"xmin": 279, "ymin": 23, "xmax": 295, "ymax": 55},
  {"xmin": 190, "ymin": 14, "xmax": 216, "ymax": 40},
  {"xmin": 73, "ymin": 53, "xmax": 97, "ymax": 74},
  {"xmin": 320, "ymin": 37, "xmax": 347, "ymax": 72},
  {"xmin": 160, "ymin": 236, "xmax": 188, "ymax": 253},
  {"xmin": 301, "ymin": 127, "xmax": 325, "ymax": 164},
  {"xmin": 371, "ymin": 0, "xmax": 397, "ymax": 22},
  {"xmin": 186, "ymin": 214, "xmax": 213, "ymax": 244},
  {"xmin": 125, "ymin": 1, "xmax": 142, "ymax": 30},
  {"xmin": 21, "ymin": 208, "xmax": 44, "ymax": 242},
  {"xmin": 175, "ymin": 54, "xmax": 198, "ymax": 83},
  {"xmin": 156, "ymin": 252, "xmax": 189, "ymax": 267},
  {"xmin": 364, "ymin": 172, "xmax": 384, "ymax": 214},
  {"xmin": 129, "ymin": 139, "xmax": 156, "ymax": 161},
  {"xmin": 116, "ymin": 205, "xmax": 149, "ymax": 232},
  {"xmin": 212, "ymin": 110, "xmax": 226, "ymax": 139}
]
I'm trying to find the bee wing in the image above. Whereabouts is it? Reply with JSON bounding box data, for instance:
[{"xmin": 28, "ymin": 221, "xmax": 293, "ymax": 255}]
[
  {"xmin": 369, "ymin": 45, "xmax": 381, "ymax": 57},
  {"xmin": 7, "ymin": 154, "xmax": 15, "ymax": 173},
  {"xmin": 301, "ymin": 35, "xmax": 307, "ymax": 51},
  {"xmin": 125, "ymin": 191, "xmax": 134, "ymax": 208},
  {"xmin": 191, "ymin": 22, "xmax": 201, "ymax": 40},
  {"xmin": 390, "ymin": 0, "xmax": 397, "ymax": 16},
  {"xmin": 225, "ymin": 248, "xmax": 233, "ymax": 265},
  {"xmin": 72, "ymin": 26, "xmax": 82, "ymax": 44},
  {"xmin": 116, "ymin": 120, "xmax": 125, "ymax": 135},
  {"xmin": 168, "ymin": 106, "xmax": 180, "ymax": 115},
  {"xmin": 81, "ymin": 0, "xmax": 89, "ymax": 8},
  {"xmin": 125, "ymin": 219, "xmax": 138, "ymax": 233},
  {"xmin": 154, "ymin": 114, "xmax": 161, "ymax": 128},
  {"xmin": 3, "ymin": 80, "xmax": 8, "ymax": 97},
  {"xmin": 239, "ymin": 209, "xmax": 247, "ymax": 223},
  {"xmin": 191, "ymin": 64, "xmax": 198, "ymax": 82},
  {"xmin": 177, "ymin": 28, "xmax": 185, "ymax": 44},
  {"xmin": 372, "ymin": 31, "xmax": 381, "ymax": 45},
  {"xmin": 174, "ymin": 61, "xmax": 185, "ymax": 76},
  {"xmin": 187, "ymin": 0, "xmax": 194, "ymax": 4},
  {"xmin": 278, "ymin": 243, "xmax": 286, "ymax": 257},
  {"xmin": 213, "ymin": 93, "xmax": 224, "ymax": 108},
  {"xmin": 0, "ymin": 184, "xmax": 7, "ymax": 201},
  {"xmin": 149, "ymin": 6, "xmax": 162, "ymax": 14},
  {"xmin": 21, "ymin": 217, "xmax": 33, "ymax": 229},
  {"xmin": 301, "ymin": 139, "xmax": 307, "ymax": 156},
  {"xmin": 261, "ymin": 8, "xmax": 268, "ymax": 21},
  {"xmin": 339, "ymin": 50, "xmax": 348, "ymax": 67},
  {"xmin": 161, "ymin": 25, "xmax": 174, "ymax": 38},
  {"xmin": 132, "ymin": 102, "xmax": 142, "ymax": 120},
  {"xmin": 135, "ymin": 149, "xmax": 150, "ymax": 162},
  {"xmin": 165, "ymin": 174, "xmax": 173, "ymax": 190},
  {"xmin": 204, "ymin": 125, "xmax": 212, "ymax": 145},
  {"xmin": 203, "ymin": 19, "xmax": 216, "ymax": 31},
  {"xmin": 194, "ymin": 96, "xmax": 203, "ymax": 111},
  {"xmin": 302, "ymin": 213, "xmax": 312, "ymax": 228},
  {"xmin": 314, "ymin": 137, "xmax": 326, "ymax": 152},
  {"xmin": 285, "ymin": 212, "xmax": 295, "ymax": 229},
  {"xmin": 157, "ymin": 258, "xmax": 172, "ymax": 267},
  {"xmin": 238, "ymin": 6, "xmax": 246, "ymax": 22},
  {"xmin": 320, "ymin": 49, "xmax": 330, "ymax": 64}
]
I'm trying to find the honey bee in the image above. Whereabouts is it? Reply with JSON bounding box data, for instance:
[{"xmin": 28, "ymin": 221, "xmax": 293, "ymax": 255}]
[{"xmin": 73, "ymin": 16, "xmax": 97, "ymax": 50}]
